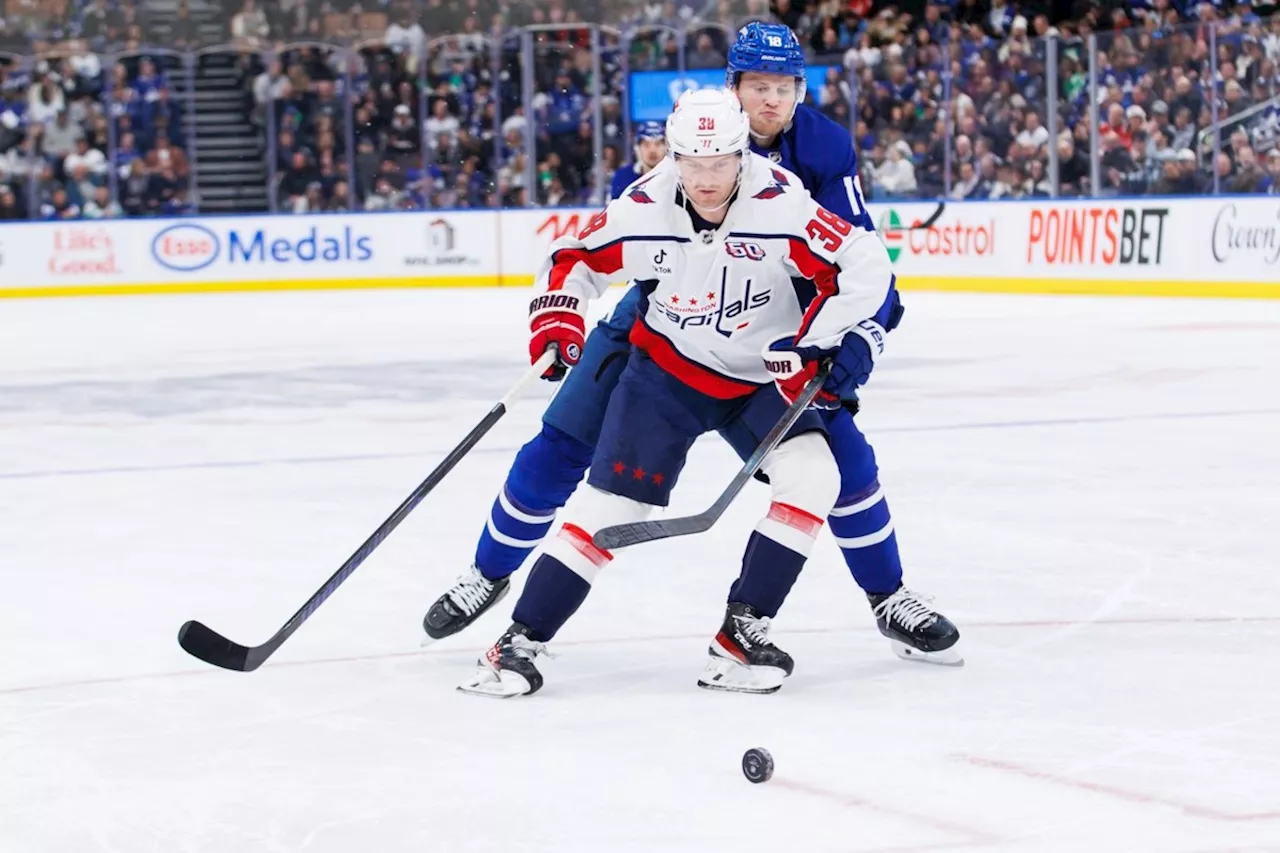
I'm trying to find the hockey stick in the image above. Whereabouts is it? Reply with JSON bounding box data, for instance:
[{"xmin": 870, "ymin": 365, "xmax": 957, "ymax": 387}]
[
  {"xmin": 177, "ymin": 348, "xmax": 559, "ymax": 672},
  {"xmin": 908, "ymin": 200, "xmax": 945, "ymax": 230},
  {"xmin": 592, "ymin": 363, "xmax": 831, "ymax": 550}
]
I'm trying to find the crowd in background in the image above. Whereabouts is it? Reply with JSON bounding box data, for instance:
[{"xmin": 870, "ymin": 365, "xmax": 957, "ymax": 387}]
[{"xmin": 1, "ymin": 0, "xmax": 1278, "ymax": 219}]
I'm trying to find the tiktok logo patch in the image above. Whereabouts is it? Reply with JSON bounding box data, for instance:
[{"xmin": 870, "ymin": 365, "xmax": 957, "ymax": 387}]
[{"xmin": 652, "ymin": 248, "xmax": 672, "ymax": 275}]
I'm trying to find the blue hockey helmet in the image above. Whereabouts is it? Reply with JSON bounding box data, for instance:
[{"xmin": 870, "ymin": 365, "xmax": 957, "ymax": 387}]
[
  {"xmin": 634, "ymin": 120, "xmax": 666, "ymax": 141},
  {"xmin": 726, "ymin": 22, "xmax": 806, "ymax": 88}
]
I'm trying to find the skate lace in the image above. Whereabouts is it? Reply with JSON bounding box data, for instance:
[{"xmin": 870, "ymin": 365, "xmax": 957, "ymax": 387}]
[
  {"xmin": 448, "ymin": 567, "xmax": 494, "ymax": 616},
  {"xmin": 873, "ymin": 588, "xmax": 938, "ymax": 632},
  {"xmin": 734, "ymin": 613, "xmax": 773, "ymax": 647}
]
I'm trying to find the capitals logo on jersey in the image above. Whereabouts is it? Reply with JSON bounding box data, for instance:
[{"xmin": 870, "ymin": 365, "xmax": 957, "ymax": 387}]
[
  {"xmin": 753, "ymin": 168, "xmax": 790, "ymax": 200},
  {"xmin": 626, "ymin": 173, "xmax": 659, "ymax": 204},
  {"xmin": 658, "ymin": 269, "xmax": 772, "ymax": 337}
]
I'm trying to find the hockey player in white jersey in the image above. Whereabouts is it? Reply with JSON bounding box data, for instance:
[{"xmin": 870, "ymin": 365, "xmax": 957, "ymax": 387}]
[{"xmin": 461, "ymin": 89, "xmax": 895, "ymax": 697}]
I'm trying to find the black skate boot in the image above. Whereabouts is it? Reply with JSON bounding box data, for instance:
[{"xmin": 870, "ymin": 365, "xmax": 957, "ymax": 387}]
[
  {"xmin": 698, "ymin": 602, "xmax": 795, "ymax": 694},
  {"xmin": 423, "ymin": 565, "xmax": 510, "ymax": 642},
  {"xmin": 457, "ymin": 623, "xmax": 551, "ymax": 698},
  {"xmin": 868, "ymin": 585, "xmax": 963, "ymax": 666}
]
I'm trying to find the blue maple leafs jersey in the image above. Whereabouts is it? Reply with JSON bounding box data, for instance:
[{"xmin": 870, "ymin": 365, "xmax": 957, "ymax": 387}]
[
  {"xmin": 611, "ymin": 163, "xmax": 649, "ymax": 200},
  {"xmin": 748, "ymin": 103, "xmax": 875, "ymax": 235}
]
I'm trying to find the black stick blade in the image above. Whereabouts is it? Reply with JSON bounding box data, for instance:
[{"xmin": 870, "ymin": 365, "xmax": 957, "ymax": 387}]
[
  {"xmin": 594, "ymin": 515, "xmax": 713, "ymax": 549},
  {"xmin": 178, "ymin": 620, "xmax": 255, "ymax": 672}
]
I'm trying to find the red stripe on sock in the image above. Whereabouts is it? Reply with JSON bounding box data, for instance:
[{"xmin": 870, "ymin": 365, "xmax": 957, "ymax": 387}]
[
  {"xmin": 767, "ymin": 502, "xmax": 824, "ymax": 537},
  {"xmin": 559, "ymin": 523, "xmax": 614, "ymax": 568}
]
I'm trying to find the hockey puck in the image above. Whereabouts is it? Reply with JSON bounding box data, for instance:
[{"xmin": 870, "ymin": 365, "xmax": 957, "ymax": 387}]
[{"xmin": 742, "ymin": 748, "xmax": 774, "ymax": 783}]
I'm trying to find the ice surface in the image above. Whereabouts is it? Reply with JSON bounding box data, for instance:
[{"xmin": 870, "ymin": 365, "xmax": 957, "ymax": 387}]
[{"xmin": 2, "ymin": 289, "xmax": 1279, "ymax": 853}]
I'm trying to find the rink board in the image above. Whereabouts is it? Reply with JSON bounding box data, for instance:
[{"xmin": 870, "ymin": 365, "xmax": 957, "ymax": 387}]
[{"xmin": 1, "ymin": 197, "xmax": 1276, "ymax": 298}]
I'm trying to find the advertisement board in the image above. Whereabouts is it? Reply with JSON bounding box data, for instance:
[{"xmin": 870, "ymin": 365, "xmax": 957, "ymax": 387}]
[
  {"xmin": 1, "ymin": 198, "xmax": 1277, "ymax": 298},
  {"xmin": 1, "ymin": 211, "xmax": 502, "ymax": 297}
]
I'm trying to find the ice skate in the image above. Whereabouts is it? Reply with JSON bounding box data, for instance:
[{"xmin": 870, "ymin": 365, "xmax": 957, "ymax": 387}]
[
  {"xmin": 868, "ymin": 585, "xmax": 963, "ymax": 666},
  {"xmin": 422, "ymin": 565, "xmax": 510, "ymax": 642},
  {"xmin": 457, "ymin": 623, "xmax": 551, "ymax": 698},
  {"xmin": 698, "ymin": 602, "xmax": 794, "ymax": 694}
]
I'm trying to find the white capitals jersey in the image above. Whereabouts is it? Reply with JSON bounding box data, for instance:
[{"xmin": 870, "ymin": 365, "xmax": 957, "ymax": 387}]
[{"xmin": 532, "ymin": 153, "xmax": 894, "ymax": 399}]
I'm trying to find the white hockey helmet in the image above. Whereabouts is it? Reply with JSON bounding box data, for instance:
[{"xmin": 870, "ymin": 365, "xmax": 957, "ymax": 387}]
[{"xmin": 664, "ymin": 88, "xmax": 751, "ymax": 159}]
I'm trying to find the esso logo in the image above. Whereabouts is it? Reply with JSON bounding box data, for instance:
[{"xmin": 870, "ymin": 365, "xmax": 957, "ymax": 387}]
[{"xmin": 152, "ymin": 223, "xmax": 220, "ymax": 272}]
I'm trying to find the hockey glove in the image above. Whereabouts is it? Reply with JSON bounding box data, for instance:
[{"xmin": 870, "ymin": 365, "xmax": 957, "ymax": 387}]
[
  {"xmin": 528, "ymin": 293, "xmax": 586, "ymax": 381},
  {"xmin": 765, "ymin": 319, "xmax": 886, "ymax": 408}
]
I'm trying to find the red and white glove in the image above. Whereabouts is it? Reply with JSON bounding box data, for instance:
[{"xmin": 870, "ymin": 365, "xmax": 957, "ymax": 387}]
[
  {"xmin": 762, "ymin": 344, "xmax": 839, "ymax": 409},
  {"xmin": 529, "ymin": 293, "xmax": 586, "ymax": 381}
]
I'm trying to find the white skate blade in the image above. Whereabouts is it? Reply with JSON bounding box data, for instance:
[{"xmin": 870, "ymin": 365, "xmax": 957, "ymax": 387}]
[
  {"xmin": 890, "ymin": 639, "xmax": 964, "ymax": 667},
  {"xmin": 697, "ymin": 655, "xmax": 787, "ymax": 694},
  {"xmin": 456, "ymin": 665, "xmax": 535, "ymax": 698}
]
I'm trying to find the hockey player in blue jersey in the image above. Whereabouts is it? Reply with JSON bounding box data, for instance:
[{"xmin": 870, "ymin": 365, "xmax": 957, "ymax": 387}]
[
  {"xmin": 610, "ymin": 120, "xmax": 667, "ymax": 200},
  {"xmin": 424, "ymin": 22, "xmax": 962, "ymax": 668}
]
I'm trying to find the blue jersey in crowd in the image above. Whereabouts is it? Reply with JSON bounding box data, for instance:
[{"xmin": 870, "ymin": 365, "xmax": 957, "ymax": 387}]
[{"xmin": 610, "ymin": 162, "xmax": 650, "ymax": 200}]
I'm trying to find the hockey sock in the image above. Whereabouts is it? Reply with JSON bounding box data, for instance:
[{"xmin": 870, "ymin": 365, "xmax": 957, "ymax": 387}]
[
  {"xmin": 475, "ymin": 424, "xmax": 594, "ymax": 580},
  {"xmin": 728, "ymin": 502, "xmax": 823, "ymax": 617},
  {"xmin": 829, "ymin": 479, "xmax": 903, "ymax": 596},
  {"xmin": 511, "ymin": 523, "xmax": 613, "ymax": 642}
]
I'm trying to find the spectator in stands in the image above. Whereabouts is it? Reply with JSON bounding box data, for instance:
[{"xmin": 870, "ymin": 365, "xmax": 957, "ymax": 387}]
[
  {"xmin": 254, "ymin": 59, "xmax": 288, "ymax": 110},
  {"xmin": 82, "ymin": 185, "xmax": 123, "ymax": 218},
  {"xmin": 386, "ymin": 9, "xmax": 428, "ymax": 61},
  {"xmin": 1152, "ymin": 152, "xmax": 1189, "ymax": 195},
  {"xmin": 1057, "ymin": 132, "xmax": 1090, "ymax": 195},
  {"xmin": 1023, "ymin": 158, "xmax": 1052, "ymax": 197},
  {"xmin": 1224, "ymin": 79, "xmax": 1252, "ymax": 118},
  {"xmin": 152, "ymin": 135, "xmax": 189, "ymax": 183},
  {"xmin": 80, "ymin": 0, "xmax": 115, "ymax": 49},
  {"xmin": 313, "ymin": 80, "xmax": 344, "ymax": 133},
  {"xmin": 1264, "ymin": 149, "xmax": 1280, "ymax": 194},
  {"xmin": 64, "ymin": 135, "xmax": 105, "ymax": 182},
  {"xmin": 27, "ymin": 74, "xmax": 65, "ymax": 125},
  {"xmin": 0, "ymin": 184, "xmax": 21, "ymax": 220},
  {"xmin": 1228, "ymin": 146, "xmax": 1269, "ymax": 192},
  {"xmin": 988, "ymin": 160, "xmax": 1022, "ymax": 199},
  {"xmin": 1214, "ymin": 151, "xmax": 1235, "ymax": 188},
  {"xmin": 425, "ymin": 100, "xmax": 461, "ymax": 152},
  {"xmin": 43, "ymin": 110, "xmax": 84, "ymax": 159},
  {"xmin": 280, "ymin": 150, "xmax": 318, "ymax": 212},
  {"xmin": 120, "ymin": 159, "xmax": 149, "ymax": 216},
  {"xmin": 1175, "ymin": 148, "xmax": 1207, "ymax": 192},
  {"xmin": 1101, "ymin": 131, "xmax": 1139, "ymax": 194},
  {"xmin": 42, "ymin": 186, "xmax": 81, "ymax": 220},
  {"xmin": 301, "ymin": 181, "xmax": 325, "ymax": 213},
  {"xmin": 354, "ymin": 138, "xmax": 380, "ymax": 201},
  {"xmin": 232, "ymin": 0, "xmax": 271, "ymax": 48},
  {"xmin": 328, "ymin": 181, "xmax": 353, "ymax": 212},
  {"xmin": 1168, "ymin": 104, "xmax": 1197, "ymax": 151},
  {"xmin": 688, "ymin": 32, "xmax": 725, "ymax": 69},
  {"xmin": 873, "ymin": 139, "xmax": 918, "ymax": 196},
  {"xmin": 133, "ymin": 58, "xmax": 165, "ymax": 100},
  {"xmin": 170, "ymin": 2, "xmax": 199, "ymax": 50},
  {"xmin": 386, "ymin": 104, "xmax": 420, "ymax": 164},
  {"xmin": 950, "ymin": 159, "xmax": 981, "ymax": 199},
  {"xmin": 364, "ymin": 176, "xmax": 404, "ymax": 211}
]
